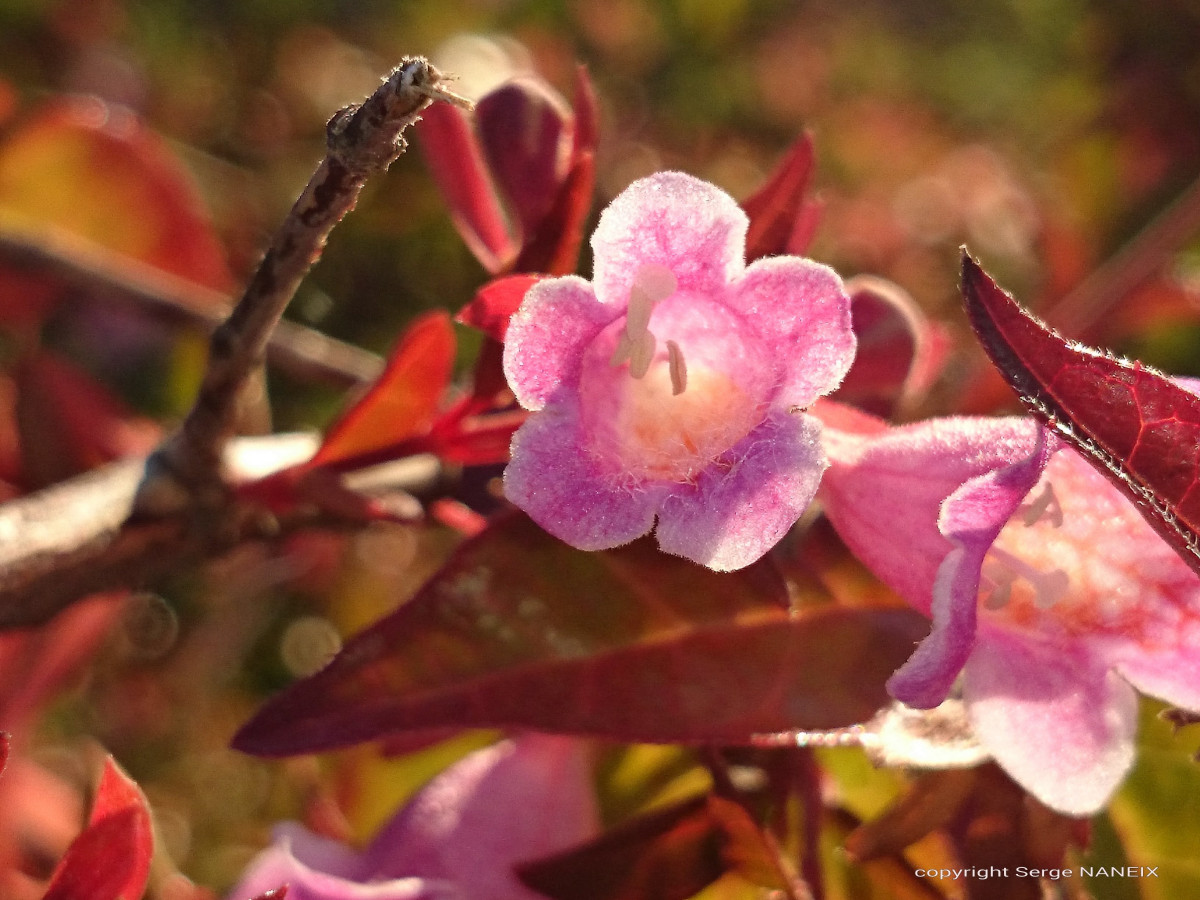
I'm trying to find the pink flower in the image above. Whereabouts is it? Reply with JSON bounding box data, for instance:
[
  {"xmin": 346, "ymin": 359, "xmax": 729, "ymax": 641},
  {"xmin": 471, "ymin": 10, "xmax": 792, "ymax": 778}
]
[
  {"xmin": 818, "ymin": 406, "xmax": 1200, "ymax": 814},
  {"xmin": 502, "ymin": 172, "xmax": 855, "ymax": 571},
  {"xmin": 226, "ymin": 735, "xmax": 598, "ymax": 900}
]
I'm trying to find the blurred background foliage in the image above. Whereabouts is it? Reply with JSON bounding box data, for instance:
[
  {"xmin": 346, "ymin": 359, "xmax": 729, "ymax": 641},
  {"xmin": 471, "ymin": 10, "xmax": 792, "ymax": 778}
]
[{"xmin": 2, "ymin": 0, "xmax": 1200, "ymax": 896}]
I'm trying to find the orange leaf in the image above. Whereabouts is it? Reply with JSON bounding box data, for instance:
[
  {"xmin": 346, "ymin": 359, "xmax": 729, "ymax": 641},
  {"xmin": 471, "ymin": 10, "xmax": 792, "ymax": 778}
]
[
  {"xmin": 311, "ymin": 311, "xmax": 455, "ymax": 468},
  {"xmin": 0, "ymin": 96, "xmax": 231, "ymax": 290}
]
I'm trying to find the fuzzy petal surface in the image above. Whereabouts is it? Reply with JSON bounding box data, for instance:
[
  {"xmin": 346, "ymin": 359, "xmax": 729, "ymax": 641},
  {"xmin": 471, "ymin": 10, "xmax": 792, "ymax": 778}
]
[
  {"xmin": 591, "ymin": 172, "xmax": 747, "ymax": 306},
  {"xmin": 820, "ymin": 416, "xmax": 1044, "ymax": 618},
  {"xmin": 503, "ymin": 277, "xmax": 618, "ymax": 411},
  {"xmin": 371, "ymin": 736, "xmax": 598, "ymax": 898},
  {"xmin": 964, "ymin": 630, "xmax": 1137, "ymax": 816},
  {"xmin": 727, "ymin": 257, "xmax": 855, "ymax": 408},
  {"xmin": 887, "ymin": 427, "xmax": 1053, "ymax": 708},
  {"xmin": 504, "ymin": 404, "xmax": 665, "ymax": 550},
  {"xmin": 656, "ymin": 412, "xmax": 826, "ymax": 571},
  {"xmin": 226, "ymin": 824, "xmax": 446, "ymax": 900},
  {"xmin": 228, "ymin": 737, "xmax": 597, "ymax": 900}
]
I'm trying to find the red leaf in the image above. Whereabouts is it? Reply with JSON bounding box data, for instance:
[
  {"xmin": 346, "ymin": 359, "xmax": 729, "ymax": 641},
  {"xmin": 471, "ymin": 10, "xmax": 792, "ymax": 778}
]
[
  {"xmin": 457, "ymin": 274, "xmax": 544, "ymax": 342},
  {"xmin": 233, "ymin": 513, "xmax": 927, "ymax": 756},
  {"xmin": 0, "ymin": 592, "xmax": 124, "ymax": 732},
  {"xmin": 417, "ymin": 103, "xmax": 515, "ymax": 273},
  {"xmin": 428, "ymin": 409, "xmax": 526, "ymax": 466},
  {"xmin": 248, "ymin": 889, "xmax": 288, "ymax": 900},
  {"xmin": 477, "ymin": 78, "xmax": 573, "ymax": 238},
  {"xmin": 43, "ymin": 756, "xmax": 153, "ymax": 900},
  {"xmin": 310, "ymin": 311, "xmax": 455, "ymax": 469},
  {"xmin": 0, "ymin": 732, "xmax": 8, "ymax": 777},
  {"xmin": 15, "ymin": 351, "xmax": 161, "ymax": 488},
  {"xmin": 571, "ymin": 67, "xmax": 600, "ymax": 158},
  {"xmin": 0, "ymin": 96, "xmax": 232, "ymax": 290},
  {"xmin": 962, "ymin": 252, "xmax": 1200, "ymax": 579},
  {"xmin": 514, "ymin": 151, "xmax": 595, "ymax": 276},
  {"xmin": 742, "ymin": 134, "xmax": 819, "ymax": 261},
  {"xmin": 831, "ymin": 276, "xmax": 949, "ymax": 419}
]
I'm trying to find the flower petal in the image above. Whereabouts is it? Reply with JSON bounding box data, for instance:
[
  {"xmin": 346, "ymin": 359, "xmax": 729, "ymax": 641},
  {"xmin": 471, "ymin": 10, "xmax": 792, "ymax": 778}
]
[
  {"xmin": 1105, "ymin": 617, "xmax": 1200, "ymax": 711},
  {"xmin": 655, "ymin": 412, "xmax": 825, "ymax": 571},
  {"xmin": 369, "ymin": 736, "xmax": 598, "ymax": 900},
  {"xmin": 504, "ymin": 405, "xmax": 664, "ymax": 550},
  {"xmin": 726, "ymin": 256, "xmax": 855, "ymax": 408},
  {"xmin": 591, "ymin": 172, "xmax": 747, "ymax": 306},
  {"xmin": 964, "ymin": 630, "xmax": 1137, "ymax": 816},
  {"xmin": 887, "ymin": 426, "xmax": 1052, "ymax": 708},
  {"xmin": 820, "ymin": 415, "xmax": 1044, "ymax": 618},
  {"xmin": 226, "ymin": 824, "xmax": 444, "ymax": 900},
  {"xmin": 504, "ymin": 277, "xmax": 618, "ymax": 411}
]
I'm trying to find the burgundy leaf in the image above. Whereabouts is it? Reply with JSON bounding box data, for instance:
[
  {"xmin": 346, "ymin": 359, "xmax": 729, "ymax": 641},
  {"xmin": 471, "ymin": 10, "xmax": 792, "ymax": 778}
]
[
  {"xmin": 571, "ymin": 66, "xmax": 599, "ymax": 158},
  {"xmin": 516, "ymin": 796, "xmax": 725, "ymax": 900},
  {"xmin": 961, "ymin": 252, "xmax": 1200, "ymax": 579},
  {"xmin": 43, "ymin": 756, "xmax": 153, "ymax": 900},
  {"xmin": 418, "ymin": 103, "xmax": 515, "ymax": 273},
  {"xmin": 0, "ymin": 732, "xmax": 8, "ymax": 777},
  {"xmin": 477, "ymin": 78, "xmax": 573, "ymax": 237},
  {"xmin": 15, "ymin": 350, "xmax": 160, "ymax": 488},
  {"xmin": 0, "ymin": 592, "xmax": 124, "ymax": 733},
  {"xmin": 742, "ymin": 134, "xmax": 819, "ymax": 261},
  {"xmin": 233, "ymin": 513, "xmax": 926, "ymax": 756},
  {"xmin": 513, "ymin": 151, "xmax": 595, "ymax": 275},
  {"xmin": 831, "ymin": 276, "xmax": 949, "ymax": 418}
]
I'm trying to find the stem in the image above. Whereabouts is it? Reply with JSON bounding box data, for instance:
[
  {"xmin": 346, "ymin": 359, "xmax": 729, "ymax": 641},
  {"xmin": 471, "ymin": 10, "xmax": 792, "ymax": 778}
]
[
  {"xmin": 145, "ymin": 57, "xmax": 460, "ymax": 508},
  {"xmin": 1046, "ymin": 171, "xmax": 1200, "ymax": 336},
  {"xmin": 0, "ymin": 225, "xmax": 383, "ymax": 389}
]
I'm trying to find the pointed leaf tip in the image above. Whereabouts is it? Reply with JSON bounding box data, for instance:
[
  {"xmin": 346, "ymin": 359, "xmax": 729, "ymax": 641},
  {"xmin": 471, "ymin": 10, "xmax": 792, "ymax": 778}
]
[
  {"xmin": 310, "ymin": 310, "xmax": 455, "ymax": 469},
  {"xmin": 742, "ymin": 134, "xmax": 818, "ymax": 261},
  {"xmin": 233, "ymin": 513, "xmax": 927, "ymax": 756},
  {"xmin": 961, "ymin": 252, "xmax": 1200, "ymax": 579},
  {"xmin": 43, "ymin": 756, "xmax": 153, "ymax": 900}
]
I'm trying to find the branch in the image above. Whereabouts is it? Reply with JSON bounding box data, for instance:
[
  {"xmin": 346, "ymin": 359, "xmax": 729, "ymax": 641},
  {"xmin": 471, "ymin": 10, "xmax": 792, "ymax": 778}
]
[
  {"xmin": 0, "ymin": 226, "xmax": 384, "ymax": 389},
  {"xmin": 0, "ymin": 436, "xmax": 443, "ymax": 628},
  {"xmin": 0, "ymin": 56, "xmax": 469, "ymax": 627},
  {"xmin": 148, "ymin": 57, "xmax": 465, "ymax": 502}
]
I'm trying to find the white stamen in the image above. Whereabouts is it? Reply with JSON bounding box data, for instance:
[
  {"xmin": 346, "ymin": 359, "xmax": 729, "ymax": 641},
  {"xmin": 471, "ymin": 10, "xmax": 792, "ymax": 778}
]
[
  {"xmin": 666, "ymin": 340, "xmax": 687, "ymax": 395},
  {"xmin": 627, "ymin": 331, "xmax": 656, "ymax": 379},
  {"xmin": 984, "ymin": 581, "xmax": 1012, "ymax": 609},
  {"xmin": 610, "ymin": 264, "xmax": 679, "ymax": 379},
  {"xmin": 986, "ymin": 547, "xmax": 1070, "ymax": 610},
  {"xmin": 981, "ymin": 564, "xmax": 1015, "ymax": 609},
  {"xmin": 1018, "ymin": 481, "xmax": 1063, "ymax": 528},
  {"xmin": 635, "ymin": 263, "xmax": 678, "ymax": 304}
]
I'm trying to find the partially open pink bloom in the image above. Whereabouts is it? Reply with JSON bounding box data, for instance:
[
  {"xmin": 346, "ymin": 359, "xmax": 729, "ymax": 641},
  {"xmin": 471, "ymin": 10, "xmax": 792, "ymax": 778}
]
[
  {"xmin": 227, "ymin": 735, "xmax": 598, "ymax": 900},
  {"xmin": 503, "ymin": 172, "xmax": 855, "ymax": 571},
  {"xmin": 819, "ymin": 407, "xmax": 1200, "ymax": 814}
]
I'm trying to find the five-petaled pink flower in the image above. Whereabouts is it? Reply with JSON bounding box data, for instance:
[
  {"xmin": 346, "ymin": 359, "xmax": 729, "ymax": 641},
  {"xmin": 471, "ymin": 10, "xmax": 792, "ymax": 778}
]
[
  {"xmin": 502, "ymin": 172, "xmax": 855, "ymax": 571},
  {"xmin": 227, "ymin": 735, "xmax": 598, "ymax": 900},
  {"xmin": 817, "ymin": 404, "xmax": 1200, "ymax": 814}
]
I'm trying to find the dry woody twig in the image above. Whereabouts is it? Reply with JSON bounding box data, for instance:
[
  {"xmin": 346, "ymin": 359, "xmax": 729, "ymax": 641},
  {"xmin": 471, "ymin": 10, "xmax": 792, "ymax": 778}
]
[{"xmin": 0, "ymin": 56, "xmax": 460, "ymax": 626}]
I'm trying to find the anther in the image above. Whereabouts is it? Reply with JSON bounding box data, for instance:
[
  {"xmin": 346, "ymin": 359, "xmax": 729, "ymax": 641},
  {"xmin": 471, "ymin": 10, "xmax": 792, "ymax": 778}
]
[
  {"xmin": 666, "ymin": 340, "xmax": 687, "ymax": 395},
  {"xmin": 1018, "ymin": 481, "xmax": 1063, "ymax": 528},
  {"xmin": 610, "ymin": 264, "xmax": 678, "ymax": 380}
]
